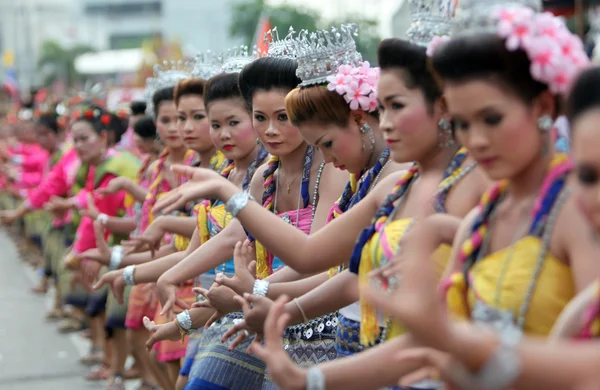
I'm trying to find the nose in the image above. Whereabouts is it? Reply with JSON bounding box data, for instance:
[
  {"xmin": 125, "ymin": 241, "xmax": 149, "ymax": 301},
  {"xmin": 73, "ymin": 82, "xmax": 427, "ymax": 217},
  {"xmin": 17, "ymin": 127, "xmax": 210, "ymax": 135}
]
[
  {"xmin": 167, "ymin": 119, "xmax": 178, "ymax": 133},
  {"xmin": 220, "ymin": 127, "xmax": 231, "ymax": 140},
  {"xmin": 183, "ymin": 119, "xmax": 193, "ymax": 134},
  {"xmin": 465, "ymin": 126, "xmax": 489, "ymax": 152},
  {"xmin": 379, "ymin": 111, "xmax": 393, "ymax": 134},
  {"xmin": 265, "ymin": 121, "xmax": 278, "ymax": 137}
]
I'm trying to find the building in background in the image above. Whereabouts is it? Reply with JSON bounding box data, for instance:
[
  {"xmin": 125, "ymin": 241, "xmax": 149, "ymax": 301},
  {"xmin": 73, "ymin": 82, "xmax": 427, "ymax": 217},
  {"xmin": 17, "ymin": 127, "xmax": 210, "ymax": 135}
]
[{"xmin": 0, "ymin": 0, "xmax": 243, "ymax": 94}]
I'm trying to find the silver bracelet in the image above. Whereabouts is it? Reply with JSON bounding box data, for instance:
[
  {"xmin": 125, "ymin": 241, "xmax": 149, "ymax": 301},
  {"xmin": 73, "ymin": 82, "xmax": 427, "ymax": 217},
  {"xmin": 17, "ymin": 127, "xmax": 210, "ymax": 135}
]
[
  {"xmin": 252, "ymin": 280, "xmax": 270, "ymax": 297},
  {"xmin": 225, "ymin": 192, "xmax": 254, "ymax": 219},
  {"xmin": 122, "ymin": 265, "xmax": 136, "ymax": 286},
  {"xmin": 446, "ymin": 331, "xmax": 521, "ymax": 390},
  {"xmin": 306, "ymin": 367, "xmax": 325, "ymax": 390},
  {"xmin": 109, "ymin": 245, "xmax": 123, "ymax": 270},
  {"xmin": 176, "ymin": 309, "xmax": 193, "ymax": 331},
  {"xmin": 97, "ymin": 213, "xmax": 109, "ymax": 224}
]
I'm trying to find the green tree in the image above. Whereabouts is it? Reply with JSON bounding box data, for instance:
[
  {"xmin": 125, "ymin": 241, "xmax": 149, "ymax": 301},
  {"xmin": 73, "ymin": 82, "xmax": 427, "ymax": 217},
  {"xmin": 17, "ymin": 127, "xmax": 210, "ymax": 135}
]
[
  {"xmin": 229, "ymin": 0, "xmax": 380, "ymax": 63},
  {"xmin": 230, "ymin": 0, "xmax": 319, "ymax": 46},
  {"xmin": 37, "ymin": 41, "xmax": 95, "ymax": 88}
]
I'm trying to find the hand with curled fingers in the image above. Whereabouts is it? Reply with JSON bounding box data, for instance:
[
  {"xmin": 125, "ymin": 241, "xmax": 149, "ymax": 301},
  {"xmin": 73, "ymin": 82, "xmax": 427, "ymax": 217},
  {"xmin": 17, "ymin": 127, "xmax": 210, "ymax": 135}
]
[
  {"xmin": 80, "ymin": 221, "xmax": 111, "ymax": 266},
  {"xmin": 93, "ymin": 269, "xmax": 128, "ymax": 304},
  {"xmin": 249, "ymin": 296, "xmax": 307, "ymax": 390},
  {"xmin": 96, "ymin": 176, "xmax": 129, "ymax": 196},
  {"xmin": 213, "ymin": 240, "xmax": 257, "ymax": 296},
  {"xmin": 143, "ymin": 316, "xmax": 181, "ymax": 351},
  {"xmin": 219, "ymin": 293, "xmax": 274, "ymax": 351},
  {"xmin": 156, "ymin": 279, "xmax": 190, "ymax": 321},
  {"xmin": 79, "ymin": 193, "xmax": 100, "ymax": 220},
  {"xmin": 192, "ymin": 285, "xmax": 240, "ymax": 329},
  {"xmin": 152, "ymin": 165, "xmax": 224, "ymax": 215},
  {"xmin": 120, "ymin": 217, "xmax": 165, "ymax": 256}
]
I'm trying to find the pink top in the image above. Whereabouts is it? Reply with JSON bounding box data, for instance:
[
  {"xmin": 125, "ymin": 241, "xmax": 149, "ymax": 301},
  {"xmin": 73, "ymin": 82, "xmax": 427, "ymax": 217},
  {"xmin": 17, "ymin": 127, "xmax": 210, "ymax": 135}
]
[
  {"xmin": 72, "ymin": 165, "xmax": 127, "ymax": 255},
  {"xmin": 24, "ymin": 148, "xmax": 81, "ymax": 227},
  {"xmin": 9, "ymin": 143, "xmax": 50, "ymax": 196}
]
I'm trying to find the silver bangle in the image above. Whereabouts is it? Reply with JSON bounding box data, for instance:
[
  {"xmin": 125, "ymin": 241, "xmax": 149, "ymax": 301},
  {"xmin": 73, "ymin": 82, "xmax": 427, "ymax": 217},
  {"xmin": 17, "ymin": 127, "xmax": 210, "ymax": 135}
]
[
  {"xmin": 306, "ymin": 366, "xmax": 325, "ymax": 390},
  {"xmin": 447, "ymin": 331, "xmax": 521, "ymax": 390},
  {"xmin": 109, "ymin": 245, "xmax": 123, "ymax": 270},
  {"xmin": 122, "ymin": 265, "xmax": 136, "ymax": 286},
  {"xmin": 225, "ymin": 192, "xmax": 254, "ymax": 219},
  {"xmin": 176, "ymin": 309, "xmax": 193, "ymax": 331},
  {"xmin": 252, "ymin": 280, "xmax": 270, "ymax": 297},
  {"xmin": 97, "ymin": 213, "xmax": 109, "ymax": 224}
]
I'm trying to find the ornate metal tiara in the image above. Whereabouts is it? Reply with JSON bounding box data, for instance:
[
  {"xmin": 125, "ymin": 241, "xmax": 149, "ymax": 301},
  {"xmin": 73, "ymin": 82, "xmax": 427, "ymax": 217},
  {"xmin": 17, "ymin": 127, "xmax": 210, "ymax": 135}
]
[
  {"xmin": 145, "ymin": 60, "xmax": 193, "ymax": 113},
  {"xmin": 219, "ymin": 45, "xmax": 257, "ymax": 74},
  {"xmin": 192, "ymin": 50, "xmax": 222, "ymax": 80},
  {"xmin": 291, "ymin": 24, "xmax": 363, "ymax": 87},
  {"xmin": 452, "ymin": 0, "xmax": 542, "ymax": 36},
  {"xmin": 265, "ymin": 26, "xmax": 298, "ymax": 59},
  {"xmin": 405, "ymin": 0, "xmax": 454, "ymax": 46}
]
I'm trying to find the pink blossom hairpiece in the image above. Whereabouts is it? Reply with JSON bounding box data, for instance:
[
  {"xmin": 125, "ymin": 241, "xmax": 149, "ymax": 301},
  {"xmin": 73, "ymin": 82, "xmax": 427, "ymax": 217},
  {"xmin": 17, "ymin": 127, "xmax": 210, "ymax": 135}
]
[
  {"xmin": 326, "ymin": 61, "xmax": 380, "ymax": 112},
  {"xmin": 427, "ymin": 5, "xmax": 590, "ymax": 95}
]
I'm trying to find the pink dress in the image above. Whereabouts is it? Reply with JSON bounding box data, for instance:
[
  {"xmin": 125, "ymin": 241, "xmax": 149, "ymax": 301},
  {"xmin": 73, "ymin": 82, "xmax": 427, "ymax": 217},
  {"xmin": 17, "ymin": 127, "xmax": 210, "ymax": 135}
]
[{"xmin": 8, "ymin": 143, "xmax": 50, "ymax": 197}]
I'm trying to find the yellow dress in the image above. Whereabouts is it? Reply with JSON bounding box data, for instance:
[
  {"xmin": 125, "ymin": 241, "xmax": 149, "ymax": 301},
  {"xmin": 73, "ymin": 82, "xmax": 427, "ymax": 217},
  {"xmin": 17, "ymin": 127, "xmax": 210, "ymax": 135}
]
[
  {"xmin": 359, "ymin": 218, "xmax": 452, "ymax": 342},
  {"xmin": 445, "ymin": 236, "xmax": 574, "ymax": 336}
]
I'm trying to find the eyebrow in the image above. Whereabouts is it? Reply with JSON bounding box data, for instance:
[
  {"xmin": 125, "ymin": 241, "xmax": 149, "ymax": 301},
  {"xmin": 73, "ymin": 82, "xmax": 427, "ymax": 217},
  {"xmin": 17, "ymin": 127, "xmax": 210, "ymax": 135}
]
[
  {"xmin": 383, "ymin": 94, "xmax": 402, "ymax": 103},
  {"xmin": 225, "ymin": 115, "xmax": 237, "ymax": 121},
  {"xmin": 314, "ymin": 134, "xmax": 327, "ymax": 146}
]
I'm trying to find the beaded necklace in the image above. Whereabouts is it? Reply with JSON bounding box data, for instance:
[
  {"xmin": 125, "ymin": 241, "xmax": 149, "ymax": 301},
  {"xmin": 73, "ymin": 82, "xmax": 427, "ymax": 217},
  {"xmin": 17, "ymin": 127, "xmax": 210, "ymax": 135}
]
[
  {"xmin": 351, "ymin": 147, "xmax": 476, "ymax": 346},
  {"xmin": 253, "ymin": 146, "xmax": 324, "ymax": 278},
  {"xmin": 458, "ymin": 154, "xmax": 571, "ymax": 342}
]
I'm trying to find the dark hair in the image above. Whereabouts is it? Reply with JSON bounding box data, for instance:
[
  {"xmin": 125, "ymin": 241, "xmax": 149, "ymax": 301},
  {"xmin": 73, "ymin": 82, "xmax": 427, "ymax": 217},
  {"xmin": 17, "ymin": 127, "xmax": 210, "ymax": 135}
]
[
  {"xmin": 130, "ymin": 101, "xmax": 147, "ymax": 116},
  {"xmin": 431, "ymin": 33, "xmax": 547, "ymax": 104},
  {"xmin": 152, "ymin": 86, "xmax": 175, "ymax": 118},
  {"xmin": 203, "ymin": 73, "xmax": 245, "ymax": 111},
  {"xmin": 238, "ymin": 57, "xmax": 301, "ymax": 109},
  {"xmin": 37, "ymin": 113, "xmax": 60, "ymax": 134},
  {"xmin": 377, "ymin": 38, "xmax": 442, "ymax": 106},
  {"xmin": 133, "ymin": 116, "xmax": 157, "ymax": 139},
  {"xmin": 174, "ymin": 78, "xmax": 207, "ymax": 106},
  {"xmin": 74, "ymin": 105, "xmax": 126, "ymax": 144},
  {"xmin": 567, "ymin": 67, "xmax": 600, "ymax": 123}
]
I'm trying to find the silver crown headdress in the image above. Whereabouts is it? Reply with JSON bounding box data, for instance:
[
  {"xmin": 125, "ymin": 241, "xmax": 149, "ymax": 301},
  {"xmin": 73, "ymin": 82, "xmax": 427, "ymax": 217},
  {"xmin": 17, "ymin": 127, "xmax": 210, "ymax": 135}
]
[
  {"xmin": 291, "ymin": 24, "xmax": 363, "ymax": 87},
  {"xmin": 405, "ymin": 0, "xmax": 454, "ymax": 46},
  {"xmin": 265, "ymin": 26, "xmax": 298, "ymax": 59},
  {"xmin": 144, "ymin": 60, "xmax": 193, "ymax": 114},
  {"xmin": 219, "ymin": 45, "xmax": 257, "ymax": 74},
  {"xmin": 192, "ymin": 50, "xmax": 222, "ymax": 80},
  {"xmin": 453, "ymin": 0, "xmax": 542, "ymax": 36}
]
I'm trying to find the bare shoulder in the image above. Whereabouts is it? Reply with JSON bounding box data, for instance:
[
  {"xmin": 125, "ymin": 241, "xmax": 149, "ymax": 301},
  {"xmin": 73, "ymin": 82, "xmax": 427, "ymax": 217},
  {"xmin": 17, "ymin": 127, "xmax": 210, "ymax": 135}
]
[{"xmin": 249, "ymin": 163, "xmax": 268, "ymax": 202}]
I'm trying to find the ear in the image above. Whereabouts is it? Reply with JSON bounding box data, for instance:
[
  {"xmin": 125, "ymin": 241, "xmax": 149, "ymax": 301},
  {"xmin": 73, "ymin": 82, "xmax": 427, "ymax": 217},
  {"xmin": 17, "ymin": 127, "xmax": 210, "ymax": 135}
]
[
  {"xmin": 533, "ymin": 90, "xmax": 557, "ymax": 119},
  {"xmin": 350, "ymin": 110, "xmax": 368, "ymax": 127},
  {"xmin": 432, "ymin": 95, "xmax": 449, "ymax": 121}
]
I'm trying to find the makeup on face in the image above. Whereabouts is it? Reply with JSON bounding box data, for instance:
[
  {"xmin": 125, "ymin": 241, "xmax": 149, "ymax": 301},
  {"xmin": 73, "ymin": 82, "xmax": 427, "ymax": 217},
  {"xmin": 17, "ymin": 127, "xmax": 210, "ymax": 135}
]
[
  {"xmin": 177, "ymin": 95, "xmax": 212, "ymax": 153},
  {"xmin": 252, "ymin": 90, "xmax": 304, "ymax": 157},
  {"xmin": 156, "ymin": 101, "xmax": 183, "ymax": 149},
  {"xmin": 445, "ymin": 80, "xmax": 541, "ymax": 181},
  {"xmin": 208, "ymin": 99, "xmax": 257, "ymax": 159}
]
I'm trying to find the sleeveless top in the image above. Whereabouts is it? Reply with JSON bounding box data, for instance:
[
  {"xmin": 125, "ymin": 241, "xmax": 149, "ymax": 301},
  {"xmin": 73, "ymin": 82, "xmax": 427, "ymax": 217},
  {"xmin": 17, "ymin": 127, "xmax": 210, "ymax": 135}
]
[
  {"xmin": 444, "ymin": 154, "xmax": 573, "ymax": 338},
  {"xmin": 352, "ymin": 147, "xmax": 476, "ymax": 346},
  {"xmin": 250, "ymin": 146, "xmax": 324, "ymax": 279}
]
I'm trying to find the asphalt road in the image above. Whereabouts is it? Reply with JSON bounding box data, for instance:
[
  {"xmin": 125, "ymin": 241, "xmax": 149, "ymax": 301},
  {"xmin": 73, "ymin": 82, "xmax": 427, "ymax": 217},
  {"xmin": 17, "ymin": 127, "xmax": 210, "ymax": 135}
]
[{"xmin": 0, "ymin": 230, "xmax": 139, "ymax": 390}]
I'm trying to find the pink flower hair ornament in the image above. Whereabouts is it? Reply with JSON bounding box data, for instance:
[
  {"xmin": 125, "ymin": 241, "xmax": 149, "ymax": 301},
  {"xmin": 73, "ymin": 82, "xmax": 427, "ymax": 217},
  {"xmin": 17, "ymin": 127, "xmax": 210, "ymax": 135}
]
[
  {"xmin": 326, "ymin": 61, "xmax": 380, "ymax": 112},
  {"xmin": 426, "ymin": 5, "xmax": 590, "ymax": 95}
]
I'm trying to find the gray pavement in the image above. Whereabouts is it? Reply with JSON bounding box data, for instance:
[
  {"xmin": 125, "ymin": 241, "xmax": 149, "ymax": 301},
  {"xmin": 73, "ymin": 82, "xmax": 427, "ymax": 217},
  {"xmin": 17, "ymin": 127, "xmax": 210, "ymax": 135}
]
[{"xmin": 0, "ymin": 230, "xmax": 139, "ymax": 390}]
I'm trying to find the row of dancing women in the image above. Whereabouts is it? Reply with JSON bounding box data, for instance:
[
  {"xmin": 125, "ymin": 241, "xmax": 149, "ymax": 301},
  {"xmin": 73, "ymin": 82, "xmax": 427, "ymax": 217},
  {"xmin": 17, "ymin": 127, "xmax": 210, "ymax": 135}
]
[{"xmin": 4, "ymin": 0, "xmax": 600, "ymax": 388}]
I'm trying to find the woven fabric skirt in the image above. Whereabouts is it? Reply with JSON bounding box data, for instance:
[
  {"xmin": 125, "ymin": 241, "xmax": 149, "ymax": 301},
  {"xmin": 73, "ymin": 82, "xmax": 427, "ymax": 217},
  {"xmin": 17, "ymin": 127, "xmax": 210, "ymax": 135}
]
[
  {"xmin": 282, "ymin": 312, "xmax": 338, "ymax": 366},
  {"xmin": 152, "ymin": 283, "xmax": 196, "ymax": 362},
  {"xmin": 43, "ymin": 226, "xmax": 65, "ymax": 277},
  {"xmin": 185, "ymin": 312, "xmax": 266, "ymax": 390},
  {"xmin": 180, "ymin": 329, "xmax": 204, "ymax": 376}
]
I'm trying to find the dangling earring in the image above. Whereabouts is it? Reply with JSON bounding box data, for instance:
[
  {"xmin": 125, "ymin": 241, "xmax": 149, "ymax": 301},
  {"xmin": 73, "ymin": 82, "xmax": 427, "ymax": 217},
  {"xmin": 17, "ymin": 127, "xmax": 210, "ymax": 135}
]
[
  {"xmin": 360, "ymin": 123, "xmax": 371, "ymax": 152},
  {"xmin": 538, "ymin": 114, "xmax": 553, "ymax": 156},
  {"xmin": 437, "ymin": 118, "xmax": 454, "ymax": 148},
  {"xmin": 255, "ymin": 138, "xmax": 261, "ymax": 145}
]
